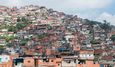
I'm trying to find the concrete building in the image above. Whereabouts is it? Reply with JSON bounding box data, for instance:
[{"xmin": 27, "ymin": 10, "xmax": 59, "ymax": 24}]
[{"xmin": 0, "ymin": 55, "xmax": 13, "ymax": 67}]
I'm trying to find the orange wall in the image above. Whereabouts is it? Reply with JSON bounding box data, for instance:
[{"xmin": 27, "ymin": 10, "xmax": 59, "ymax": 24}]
[
  {"xmin": 38, "ymin": 58, "xmax": 62, "ymax": 67},
  {"xmin": 23, "ymin": 58, "xmax": 35, "ymax": 67},
  {"xmin": 0, "ymin": 60, "xmax": 13, "ymax": 67},
  {"xmin": 77, "ymin": 60, "xmax": 100, "ymax": 67},
  {"xmin": 80, "ymin": 50, "xmax": 94, "ymax": 54}
]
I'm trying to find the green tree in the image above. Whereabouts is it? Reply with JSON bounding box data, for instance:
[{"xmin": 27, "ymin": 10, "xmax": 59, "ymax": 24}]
[
  {"xmin": 16, "ymin": 23, "xmax": 26, "ymax": 30},
  {"xmin": 85, "ymin": 19, "xmax": 98, "ymax": 40},
  {"xmin": 47, "ymin": 25, "xmax": 52, "ymax": 30},
  {"xmin": 21, "ymin": 17, "xmax": 28, "ymax": 22},
  {"xmin": 0, "ymin": 45, "xmax": 4, "ymax": 54},
  {"xmin": 37, "ymin": 33, "xmax": 49, "ymax": 39},
  {"xmin": 110, "ymin": 35, "xmax": 115, "ymax": 42},
  {"xmin": 6, "ymin": 43, "xmax": 13, "ymax": 47},
  {"xmin": 90, "ymin": 40, "xmax": 100, "ymax": 44},
  {"xmin": 100, "ymin": 20, "xmax": 111, "ymax": 39},
  {"xmin": 8, "ymin": 25, "xmax": 17, "ymax": 32},
  {"xmin": 20, "ymin": 39, "xmax": 28, "ymax": 46},
  {"xmin": 0, "ymin": 45, "xmax": 4, "ymax": 50},
  {"xmin": 5, "ymin": 36, "xmax": 15, "ymax": 42}
]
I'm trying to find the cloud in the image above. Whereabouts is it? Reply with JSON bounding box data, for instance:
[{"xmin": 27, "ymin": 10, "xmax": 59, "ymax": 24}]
[
  {"xmin": 37, "ymin": 0, "xmax": 114, "ymax": 19},
  {"xmin": 36, "ymin": 0, "xmax": 113, "ymax": 9},
  {"xmin": 0, "ymin": 0, "xmax": 113, "ymax": 9},
  {"xmin": 96, "ymin": 12, "xmax": 115, "ymax": 25},
  {"xmin": 7, "ymin": 0, "xmax": 22, "ymax": 7},
  {"xmin": 62, "ymin": 0, "xmax": 113, "ymax": 9}
]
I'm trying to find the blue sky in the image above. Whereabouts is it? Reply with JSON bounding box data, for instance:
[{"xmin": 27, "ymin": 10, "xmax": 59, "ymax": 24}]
[{"xmin": 0, "ymin": 0, "xmax": 115, "ymax": 25}]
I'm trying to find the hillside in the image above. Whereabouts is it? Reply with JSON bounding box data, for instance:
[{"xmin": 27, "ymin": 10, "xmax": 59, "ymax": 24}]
[{"xmin": 0, "ymin": 5, "xmax": 115, "ymax": 64}]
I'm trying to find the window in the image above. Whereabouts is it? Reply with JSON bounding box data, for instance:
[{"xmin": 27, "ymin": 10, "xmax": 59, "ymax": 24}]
[
  {"xmin": 74, "ymin": 59, "xmax": 76, "ymax": 63},
  {"xmin": 66, "ymin": 60, "xmax": 71, "ymax": 63},
  {"xmin": 58, "ymin": 64, "xmax": 60, "ymax": 66},
  {"xmin": 28, "ymin": 61, "xmax": 31, "ymax": 63},
  {"xmin": 51, "ymin": 60, "xmax": 53, "ymax": 62},
  {"xmin": 93, "ymin": 62, "xmax": 96, "ymax": 64},
  {"xmin": 68, "ymin": 60, "xmax": 71, "ymax": 63}
]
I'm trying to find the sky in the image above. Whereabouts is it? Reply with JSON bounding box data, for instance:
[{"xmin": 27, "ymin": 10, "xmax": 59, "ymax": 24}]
[{"xmin": 0, "ymin": 0, "xmax": 115, "ymax": 25}]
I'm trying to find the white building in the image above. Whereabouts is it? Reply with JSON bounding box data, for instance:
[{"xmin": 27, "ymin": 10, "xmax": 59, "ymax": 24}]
[{"xmin": 0, "ymin": 55, "xmax": 10, "ymax": 63}]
